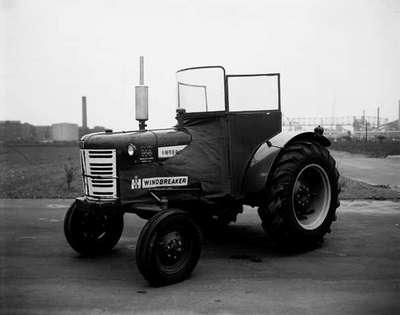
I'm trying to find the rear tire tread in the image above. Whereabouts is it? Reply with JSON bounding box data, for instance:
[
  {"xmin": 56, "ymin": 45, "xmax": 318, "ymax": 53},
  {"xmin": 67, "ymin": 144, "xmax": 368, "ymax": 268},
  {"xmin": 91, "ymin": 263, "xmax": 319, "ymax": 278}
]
[{"xmin": 258, "ymin": 141, "xmax": 340, "ymax": 249}]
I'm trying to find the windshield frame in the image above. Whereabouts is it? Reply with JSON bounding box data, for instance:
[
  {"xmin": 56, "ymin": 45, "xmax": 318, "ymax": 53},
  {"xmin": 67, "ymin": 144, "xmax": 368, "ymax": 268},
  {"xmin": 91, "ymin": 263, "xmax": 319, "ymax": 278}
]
[
  {"xmin": 176, "ymin": 65, "xmax": 228, "ymax": 112},
  {"xmin": 226, "ymin": 73, "xmax": 281, "ymax": 112},
  {"xmin": 176, "ymin": 65, "xmax": 281, "ymax": 113},
  {"xmin": 177, "ymin": 81, "xmax": 209, "ymax": 111}
]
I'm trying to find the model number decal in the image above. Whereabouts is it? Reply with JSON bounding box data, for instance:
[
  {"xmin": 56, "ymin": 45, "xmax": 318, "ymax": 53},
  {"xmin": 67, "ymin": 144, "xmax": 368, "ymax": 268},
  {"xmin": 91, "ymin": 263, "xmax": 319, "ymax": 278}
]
[
  {"xmin": 131, "ymin": 176, "xmax": 188, "ymax": 189},
  {"xmin": 139, "ymin": 145, "xmax": 154, "ymax": 163},
  {"xmin": 158, "ymin": 145, "xmax": 187, "ymax": 158}
]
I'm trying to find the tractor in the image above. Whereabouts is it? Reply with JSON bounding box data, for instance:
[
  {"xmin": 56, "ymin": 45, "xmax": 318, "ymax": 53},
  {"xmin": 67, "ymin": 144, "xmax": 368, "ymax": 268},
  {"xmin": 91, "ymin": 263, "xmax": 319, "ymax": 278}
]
[{"xmin": 64, "ymin": 59, "xmax": 340, "ymax": 286}]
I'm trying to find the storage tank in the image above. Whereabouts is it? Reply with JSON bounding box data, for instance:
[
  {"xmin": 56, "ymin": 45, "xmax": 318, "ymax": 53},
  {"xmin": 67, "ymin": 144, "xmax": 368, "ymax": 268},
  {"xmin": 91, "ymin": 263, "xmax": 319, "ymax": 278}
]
[{"xmin": 51, "ymin": 123, "xmax": 79, "ymax": 142}]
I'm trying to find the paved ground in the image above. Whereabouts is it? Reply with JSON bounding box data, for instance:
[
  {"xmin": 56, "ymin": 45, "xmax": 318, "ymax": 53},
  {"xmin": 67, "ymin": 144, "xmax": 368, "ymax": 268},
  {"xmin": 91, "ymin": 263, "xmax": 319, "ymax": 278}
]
[
  {"xmin": 1, "ymin": 199, "xmax": 400, "ymax": 315},
  {"xmin": 331, "ymin": 150, "xmax": 400, "ymax": 190}
]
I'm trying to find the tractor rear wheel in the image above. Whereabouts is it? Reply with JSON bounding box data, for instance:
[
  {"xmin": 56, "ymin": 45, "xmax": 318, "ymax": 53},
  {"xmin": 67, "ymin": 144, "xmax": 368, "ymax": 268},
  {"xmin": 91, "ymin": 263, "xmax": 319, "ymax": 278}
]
[
  {"xmin": 258, "ymin": 141, "xmax": 340, "ymax": 249},
  {"xmin": 64, "ymin": 201, "xmax": 124, "ymax": 256},
  {"xmin": 136, "ymin": 209, "xmax": 202, "ymax": 286}
]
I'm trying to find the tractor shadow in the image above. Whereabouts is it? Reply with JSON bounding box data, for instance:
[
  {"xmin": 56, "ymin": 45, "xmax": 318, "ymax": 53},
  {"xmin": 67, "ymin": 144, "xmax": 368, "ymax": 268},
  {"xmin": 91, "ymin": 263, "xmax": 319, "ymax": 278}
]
[
  {"xmin": 199, "ymin": 220, "xmax": 322, "ymax": 261},
  {"xmin": 64, "ymin": 215, "xmax": 324, "ymax": 286}
]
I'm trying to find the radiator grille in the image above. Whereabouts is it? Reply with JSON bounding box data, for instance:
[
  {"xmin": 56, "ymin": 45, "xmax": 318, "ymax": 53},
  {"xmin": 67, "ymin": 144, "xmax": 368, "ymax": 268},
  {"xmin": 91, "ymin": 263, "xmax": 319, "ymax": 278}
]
[{"xmin": 80, "ymin": 149, "xmax": 117, "ymax": 200}]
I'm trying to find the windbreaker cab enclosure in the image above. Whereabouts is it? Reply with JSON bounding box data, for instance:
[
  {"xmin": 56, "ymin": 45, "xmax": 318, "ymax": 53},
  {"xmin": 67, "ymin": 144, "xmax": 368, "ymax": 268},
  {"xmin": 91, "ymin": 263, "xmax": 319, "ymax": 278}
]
[
  {"xmin": 80, "ymin": 66, "xmax": 283, "ymax": 205},
  {"xmin": 64, "ymin": 65, "xmax": 340, "ymax": 286}
]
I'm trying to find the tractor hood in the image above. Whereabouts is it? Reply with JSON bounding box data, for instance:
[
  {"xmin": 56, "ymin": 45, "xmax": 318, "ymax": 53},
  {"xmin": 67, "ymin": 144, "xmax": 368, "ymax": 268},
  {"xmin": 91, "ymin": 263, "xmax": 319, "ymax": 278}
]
[
  {"xmin": 80, "ymin": 117, "xmax": 231, "ymax": 200},
  {"xmin": 81, "ymin": 128, "xmax": 191, "ymax": 153},
  {"xmin": 81, "ymin": 128, "xmax": 191, "ymax": 168}
]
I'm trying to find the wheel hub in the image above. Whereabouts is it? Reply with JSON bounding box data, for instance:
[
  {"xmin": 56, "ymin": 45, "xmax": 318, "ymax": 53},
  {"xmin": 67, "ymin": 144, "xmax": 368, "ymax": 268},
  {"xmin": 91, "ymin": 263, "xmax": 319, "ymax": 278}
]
[
  {"xmin": 80, "ymin": 211, "xmax": 108, "ymax": 240},
  {"xmin": 292, "ymin": 164, "xmax": 331, "ymax": 230},
  {"xmin": 295, "ymin": 183, "xmax": 311, "ymax": 208},
  {"xmin": 158, "ymin": 232, "xmax": 185, "ymax": 265}
]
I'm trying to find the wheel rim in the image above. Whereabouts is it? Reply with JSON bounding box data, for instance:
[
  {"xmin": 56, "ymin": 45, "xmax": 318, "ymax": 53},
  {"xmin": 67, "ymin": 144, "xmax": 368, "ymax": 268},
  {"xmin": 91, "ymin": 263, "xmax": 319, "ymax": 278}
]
[
  {"xmin": 158, "ymin": 231, "xmax": 185, "ymax": 265},
  {"xmin": 78, "ymin": 211, "xmax": 109, "ymax": 241},
  {"xmin": 156, "ymin": 228, "xmax": 193, "ymax": 273},
  {"xmin": 292, "ymin": 163, "xmax": 331, "ymax": 230}
]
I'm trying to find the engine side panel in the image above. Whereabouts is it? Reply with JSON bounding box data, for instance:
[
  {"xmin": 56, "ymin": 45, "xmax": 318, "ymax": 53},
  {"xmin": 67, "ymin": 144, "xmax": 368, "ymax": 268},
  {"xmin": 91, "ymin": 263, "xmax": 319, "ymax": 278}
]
[{"xmin": 117, "ymin": 117, "xmax": 231, "ymax": 203}]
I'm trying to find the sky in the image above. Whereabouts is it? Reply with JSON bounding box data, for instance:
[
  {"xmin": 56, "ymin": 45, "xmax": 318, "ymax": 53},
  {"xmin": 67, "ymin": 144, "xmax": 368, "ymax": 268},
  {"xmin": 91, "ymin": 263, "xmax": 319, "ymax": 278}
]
[{"xmin": 1, "ymin": 0, "xmax": 400, "ymax": 130}]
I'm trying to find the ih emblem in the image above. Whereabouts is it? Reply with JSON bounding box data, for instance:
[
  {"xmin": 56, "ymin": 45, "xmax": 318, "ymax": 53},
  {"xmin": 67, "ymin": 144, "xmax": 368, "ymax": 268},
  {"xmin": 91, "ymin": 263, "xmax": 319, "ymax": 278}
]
[
  {"xmin": 131, "ymin": 176, "xmax": 189, "ymax": 190},
  {"xmin": 131, "ymin": 176, "xmax": 142, "ymax": 189}
]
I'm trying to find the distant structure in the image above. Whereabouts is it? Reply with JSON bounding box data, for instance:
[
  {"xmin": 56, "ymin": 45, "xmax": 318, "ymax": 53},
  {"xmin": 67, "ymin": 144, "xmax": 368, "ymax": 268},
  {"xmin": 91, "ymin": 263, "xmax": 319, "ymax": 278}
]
[
  {"xmin": 82, "ymin": 96, "xmax": 88, "ymax": 130},
  {"xmin": 378, "ymin": 100, "xmax": 400, "ymax": 132},
  {"xmin": 283, "ymin": 115, "xmax": 386, "ymax": 130},
  {"xmin": 284, "ymin": 112, "xmax": 391, "ymax": 132},
  {"xmin": 0, "ymin": 120, "xmax": 106, "ymax": 143},
  {"xmin": 0, "ymin": 120, "xmax": 36, "ymax": 142},
  {"xmin": 51, "ymin": 123, "xmax": 79, "ymax": 142},
  {"xmin": 0, "ymin": 95, "xmax": 109, "ymax": 143},
  {"xmin": 91, "ymin": 126, "xmax": 107, "ymax": 133},
  {"xmin": 283, "ymin": 105, "xmax": 400, "ymax": 140},
  {"xmin": 79, "ymin": 95, "xmax": 102, "ymax": 137},
  {"xmin": 35, "ymin": 125, "xmax": 51, "ymax": 141}
]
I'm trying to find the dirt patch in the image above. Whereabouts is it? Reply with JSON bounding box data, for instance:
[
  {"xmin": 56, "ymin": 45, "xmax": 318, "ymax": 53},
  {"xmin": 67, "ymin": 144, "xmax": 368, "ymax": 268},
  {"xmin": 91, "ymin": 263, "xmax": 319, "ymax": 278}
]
[
  {"xmin": 330, "ymin": 140, "xmax": 400, "ymax": 158},
  {"xmin": 339, "ymin": 176, "xmax": 400, "ymax": 201}
]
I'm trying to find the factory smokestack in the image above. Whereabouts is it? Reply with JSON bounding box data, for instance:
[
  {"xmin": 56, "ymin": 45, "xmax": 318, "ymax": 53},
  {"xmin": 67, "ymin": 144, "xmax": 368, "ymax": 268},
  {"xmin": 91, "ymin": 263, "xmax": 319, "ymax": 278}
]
[
  {"xmin": 377, "ymin": 107, "xmax": 380, "ymax": 129},
  {"xmin": 82, "ymin": 96, "xmax": 88, "ymax": 130}
]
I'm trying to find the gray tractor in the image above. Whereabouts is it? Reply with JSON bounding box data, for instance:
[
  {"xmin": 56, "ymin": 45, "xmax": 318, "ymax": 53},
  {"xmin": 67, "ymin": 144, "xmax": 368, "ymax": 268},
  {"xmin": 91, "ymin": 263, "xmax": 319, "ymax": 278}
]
[{"xmin": 64, "ymin": 62, "xmax": 340, "ymax": 286}]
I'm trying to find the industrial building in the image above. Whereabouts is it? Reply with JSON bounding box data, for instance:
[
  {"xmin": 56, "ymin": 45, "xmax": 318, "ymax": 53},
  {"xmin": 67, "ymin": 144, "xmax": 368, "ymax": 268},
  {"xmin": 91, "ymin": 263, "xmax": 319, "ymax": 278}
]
[
  {"xmin": 0, "ymin": 96, "xmax": 106, "ymax": 143},
  {"xmin": 0, "ymin": 120, "xmax": 105, "ymax": 143},
  {"xmin": 0, "ymin": 121, "xmax": 36, "ymax": 142},
  {"xmin": 378, "ymin": 101, "xmax": 400, "ymax": 132},
  {"xmin": 51, "ymin": 123, "xmax": 79, "ymax": 142},
  {"xmin": 35, "ymin": 125, "xmax": 52, "ymax": 142}
]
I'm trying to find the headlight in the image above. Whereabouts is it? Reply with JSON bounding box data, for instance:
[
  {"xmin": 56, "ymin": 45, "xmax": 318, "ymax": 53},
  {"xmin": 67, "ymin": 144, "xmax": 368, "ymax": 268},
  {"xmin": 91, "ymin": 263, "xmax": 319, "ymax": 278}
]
[{"xmin": 127, "ymin": 144, "xmax": 136, "ymax": 156}]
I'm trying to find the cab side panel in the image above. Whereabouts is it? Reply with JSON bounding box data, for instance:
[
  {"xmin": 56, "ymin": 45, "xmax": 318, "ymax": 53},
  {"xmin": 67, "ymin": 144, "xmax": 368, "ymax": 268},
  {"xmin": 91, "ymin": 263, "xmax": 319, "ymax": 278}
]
[{"xmin": 228, "ymin": 110, "xmax": 281, "ymax": 195}]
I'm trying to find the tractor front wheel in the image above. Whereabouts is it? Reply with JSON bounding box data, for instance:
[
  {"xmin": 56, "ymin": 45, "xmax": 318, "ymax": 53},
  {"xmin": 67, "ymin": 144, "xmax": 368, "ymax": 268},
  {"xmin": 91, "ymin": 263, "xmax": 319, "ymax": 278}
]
[
  {"xmin": 258, "ymin": 141, "xmax": 340, "ymax": 249},
  {"xmin": 136, "ymin": 209, "xmax": 202, "ymax": 286},
  {"xmin": 64, "ymin": 200, "xmax": 124, "ymax": 256}
]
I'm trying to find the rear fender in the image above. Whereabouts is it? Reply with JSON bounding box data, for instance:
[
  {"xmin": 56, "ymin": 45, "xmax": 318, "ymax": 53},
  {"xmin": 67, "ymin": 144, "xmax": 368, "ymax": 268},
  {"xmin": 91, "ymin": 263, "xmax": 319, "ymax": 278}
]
[{"xmin": 242, "ymin": 131, "xmax": 330, "ymax": 205}]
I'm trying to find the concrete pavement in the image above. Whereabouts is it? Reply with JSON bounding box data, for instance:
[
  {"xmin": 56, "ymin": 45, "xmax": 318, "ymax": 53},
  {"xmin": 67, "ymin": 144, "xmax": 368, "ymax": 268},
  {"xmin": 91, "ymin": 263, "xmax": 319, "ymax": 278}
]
[
  {"xmin": 331, "ymin": 150, "xmax": 400, "ymax": 190},
  {"xmin": 1, "ymin": 199, "xmax": 400, "ymax": 315}
]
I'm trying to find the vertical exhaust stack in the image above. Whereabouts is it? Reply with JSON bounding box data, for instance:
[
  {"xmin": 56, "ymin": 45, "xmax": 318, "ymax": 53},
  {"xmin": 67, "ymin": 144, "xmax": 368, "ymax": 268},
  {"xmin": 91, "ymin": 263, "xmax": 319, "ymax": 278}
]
[{"xmin": 135, "ymin": 56, "xmax": 149, "ymax": 131}]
